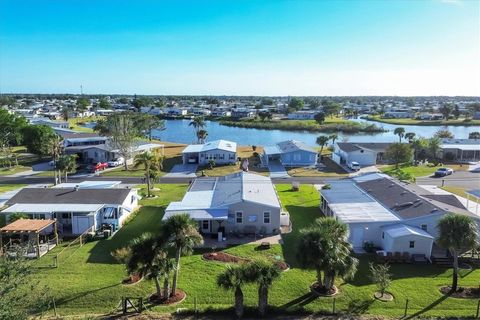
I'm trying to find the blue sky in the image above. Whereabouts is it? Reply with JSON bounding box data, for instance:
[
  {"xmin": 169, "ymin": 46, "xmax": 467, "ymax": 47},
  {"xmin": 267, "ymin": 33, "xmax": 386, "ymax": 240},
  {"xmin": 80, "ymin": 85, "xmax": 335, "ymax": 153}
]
[{"xmin": 0, "ymin": 0, "xmax": 479, "ymax": 95}]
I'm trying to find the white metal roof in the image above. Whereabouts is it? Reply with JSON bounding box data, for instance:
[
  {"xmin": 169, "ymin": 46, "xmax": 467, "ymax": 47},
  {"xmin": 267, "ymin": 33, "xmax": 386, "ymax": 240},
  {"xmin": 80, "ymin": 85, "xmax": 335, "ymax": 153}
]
[
  {"xmin": 441, "ymin": 144, "xmax": 480, "ymax": 151},
  {"xmin": 52, "ymin": 181, "xmax": 122, "ymax": 189},
  {"xmin": 321, "ymin": 180, "xmax": 399, "ymax": 223},
  {"xmin": 182, "ymin": 140, "xmax": 237, "ymax": 154},
  {"xmin": 163, "ymin": 208, "xmax": 228, "ymax": 221},
  {"xmin": 382, "ymin": 224, "xmax": 434, "ymax": 239},
  {"xmin": 352, "ymin": 173, "xmax": 390, "ymax": 183},
  {"xmin": 2, "ymin": 203, "xmax": 103, "ymax": 213}
]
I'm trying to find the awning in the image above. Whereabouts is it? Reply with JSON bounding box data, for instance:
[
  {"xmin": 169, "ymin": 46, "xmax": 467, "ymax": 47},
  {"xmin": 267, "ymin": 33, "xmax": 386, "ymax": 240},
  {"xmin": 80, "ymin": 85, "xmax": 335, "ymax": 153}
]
[
  {"xmin": 163, "ymin": 208, "xmax": 228, "ymax": 221},
  {"xmin": 263, "ymin": 145, "xmax": 282, "ymax": 155},
  {"xmin": 1, "ymin": 203, "xmax": 103, "ymax": 213}
]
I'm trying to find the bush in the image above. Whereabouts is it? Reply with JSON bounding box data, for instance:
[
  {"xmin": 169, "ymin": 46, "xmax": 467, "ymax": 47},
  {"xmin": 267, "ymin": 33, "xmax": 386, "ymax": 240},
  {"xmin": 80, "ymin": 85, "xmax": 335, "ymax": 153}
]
[{"xmin": 321, "ymin": 184, "xmax": 331, "ymax": 190}]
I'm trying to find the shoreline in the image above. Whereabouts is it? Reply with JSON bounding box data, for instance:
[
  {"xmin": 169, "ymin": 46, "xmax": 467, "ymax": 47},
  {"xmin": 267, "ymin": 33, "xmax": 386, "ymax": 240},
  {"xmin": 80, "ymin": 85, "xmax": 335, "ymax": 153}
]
[{"xmin": 365, "ymin": 116, "xmax": 480, "ymax": 126}]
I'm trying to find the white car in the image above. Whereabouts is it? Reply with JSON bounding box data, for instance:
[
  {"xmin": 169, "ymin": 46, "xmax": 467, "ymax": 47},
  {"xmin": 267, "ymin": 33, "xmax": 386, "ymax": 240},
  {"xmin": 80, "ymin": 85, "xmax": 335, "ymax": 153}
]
[
  {"xmin": 348, "ymin": 161, "xmax": 360, "ymax": 171},
  {"xmin": 107, "ymin": 157, "xmax": 125, "ymax": 167}
]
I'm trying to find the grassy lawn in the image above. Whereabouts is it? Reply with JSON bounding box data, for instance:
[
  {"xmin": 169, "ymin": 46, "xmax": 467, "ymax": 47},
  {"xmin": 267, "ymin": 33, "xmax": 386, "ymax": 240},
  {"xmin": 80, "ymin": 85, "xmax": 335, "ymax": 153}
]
[
  {"xmin": 27, "ymin": 183, "xmax": 480, "ymax": 318},
  {"xmin": 0, "ymin": 165, "xmax": 32, "ymax": 176},
  {"xmin": 0, "ymin": 184, "xmax": 26, "ymax": 193},
  {"xmin": 380, "ymin": 163, "xmax": 467, "ymax": 178},
  {"xmin": 366, "ymin": 115, "xmax": 480, "ymax": 126},
  {"xmin": 441, "ymin": 186, "xmax": 480, "ymax": 204},
  {"xmin": 68, "ymin": 116, "xmax": 104, "ymax": 133}
]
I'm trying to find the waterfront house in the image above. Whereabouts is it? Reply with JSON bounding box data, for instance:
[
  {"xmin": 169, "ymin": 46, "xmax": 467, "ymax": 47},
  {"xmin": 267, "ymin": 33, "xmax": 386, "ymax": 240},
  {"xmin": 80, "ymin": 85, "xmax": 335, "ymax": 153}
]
[
  {"xmin": 262, "ymin": 140, "xmax": 318, "ymax": 167},
  {"xmin": 332, "ymin": 142, "xmax": 394, "ymax": 167},
  {"xmin": 440, "ymin": 139, "xmax": 480, "ymax": 162},
  {"xmin": 287, "ymin": 110, "xmax": 318, "ymax": 120},
  {"xmin": 164, "ymin": 172, "xmax": 285, "ymax": 237},
  {"xmin": 182, "ymin": 140, "xmax": 237, "ymax": 165}
]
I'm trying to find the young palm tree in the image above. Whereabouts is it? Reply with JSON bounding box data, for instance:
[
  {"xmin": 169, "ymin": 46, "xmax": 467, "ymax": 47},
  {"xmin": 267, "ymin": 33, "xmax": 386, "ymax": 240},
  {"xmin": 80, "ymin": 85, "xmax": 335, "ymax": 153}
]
[
  {"xmin": 133, "ymin": 151, "xmax": 155, "ymax": 197},
  {"xmin": 217, "ymin": 264, "xmax": 248, "ymax": 318},
  {"xmin": 316, "ymin": 135, "xmax": 330, "ymax": 158},
  {"xmin": 329, "ymin": 134, "xmax": 338, "ymax": 146},
  {"xmin": 189, "ymin": 116, "xmax": 206, "ymax": 143},
  {"xmin": 411, "ymin": 137, "xmax": 427, "ymax": 161},
  {"xmin": 297, "ymin": 217, "xmax": 358, "ymax": 292},
  {"xmin": 393, "ymin": 127, "xmax": 405, "ymax": 142},
  {"xmin": 56, "ymin": 154, "xmax": 77, "ymax": 183},
  {"xmin": 244, "ymin": 260, "xmax": 281, "ymax": 317},
  {"xmin": 437, "ymin": 214, "xmax": 478, "ymax": 292},
  {"xmin": 162, "ymin": 214, "xmax": 203, "ymax": 296},
  {"xmin": 427, "ymin": 136, "xmax": 442, "ymax": 162},
  {"xmin": 405, "ymin": 132, "xmax": 416, "ymax": 142},
  {"xmin": 196, "ymin": 129, "xmax": 208, "ymax": 144}
]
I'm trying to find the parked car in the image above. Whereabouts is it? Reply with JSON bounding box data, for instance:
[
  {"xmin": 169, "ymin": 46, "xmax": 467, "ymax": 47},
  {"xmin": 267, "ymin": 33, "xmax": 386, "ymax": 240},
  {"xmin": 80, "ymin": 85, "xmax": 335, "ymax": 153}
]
[
  {"xmin": 434, "ymin": 167, "xmax": 453, "ymax": 177},
  {"xmin": 90, "ymin": 162, "xmax": 108, "ymax": 172},
  {"xmin": 108, "ymin": 157, "xmax": 125, "ymax": 167},
  {"xmin": 348, "ymin": 161, "xmax": 360, "ymax": 171}
]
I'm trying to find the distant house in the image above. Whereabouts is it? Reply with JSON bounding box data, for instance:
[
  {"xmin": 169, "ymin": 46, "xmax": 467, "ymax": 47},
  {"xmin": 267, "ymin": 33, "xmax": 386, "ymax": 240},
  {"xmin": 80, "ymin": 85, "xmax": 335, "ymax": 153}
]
[
  {"xmin": 95, "ymin": 109, "xmax": 115, "ymax": 116},
  {"xmin": 319, "ymin": 173, "xmax": 477, "ymax": 258},
  {"xmin": 262, "ymin": 140, "xmax": 318, "ymax": 167},
  {"xmin": 383, "ymin": 111, "xmax": 414, "ymax": 119},
  {"xmin": 287, "ymin": 110, "xmax": 317, "ymax": 120},
  {"xmin": 440, "ymin": 139, "xmax": 480, "ymax": 162},
  {"xmin": 332, "ymin": 142, "xmax": 395, "ymax": 167},
  {"xmin": 1, "ymin": 185, "xmax": 139, "ymax": 235},
  {"xmin": 211, "ymin": 109, "xmax": 231, "ymax": 117},
  {"xmin": 474, "ymin": 111, "xmax": 480, "ymax": 120},
  {"xmin": 31, "ymin": 117, "xmax": 69, "ymax": 129},
  {"xmin": 166, "ymin": 107, "xmax": 188, "ymax": 116},
  {"xmin": 60, "ymin": 132, "xmax": 108, "ymax": 148},
  {"xmin": 182, "ymin": 140, "xmax": 237, "ymax": 165},
  {"xmin": 164, "ymin": 172, "xmax": 285, "ymax": 237},
  {"xmin": 231, "ymin": 108, "xmax": 256, "ymax": 118}
]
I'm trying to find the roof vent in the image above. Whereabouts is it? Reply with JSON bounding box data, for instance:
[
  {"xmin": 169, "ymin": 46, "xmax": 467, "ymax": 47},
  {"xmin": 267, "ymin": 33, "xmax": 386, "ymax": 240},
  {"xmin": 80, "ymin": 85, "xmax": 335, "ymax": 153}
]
[
  {"xmin": 74, "ymin": 185, "xmax": 79, "ymax": 191},
  {"xmin": 397, "ymin": 202, "xmax": 413, "ymax": 208},
  {"xmin": 389, "ymin": 184, "xmax": 395, "ymax": 188}
]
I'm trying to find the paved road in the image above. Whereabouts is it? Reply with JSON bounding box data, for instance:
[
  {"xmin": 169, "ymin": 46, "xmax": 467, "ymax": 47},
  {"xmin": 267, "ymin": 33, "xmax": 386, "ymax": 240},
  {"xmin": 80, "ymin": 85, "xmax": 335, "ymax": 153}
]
[{"xmin": 416, "ymin": 170, "xmax": 480, "ymax": 189}]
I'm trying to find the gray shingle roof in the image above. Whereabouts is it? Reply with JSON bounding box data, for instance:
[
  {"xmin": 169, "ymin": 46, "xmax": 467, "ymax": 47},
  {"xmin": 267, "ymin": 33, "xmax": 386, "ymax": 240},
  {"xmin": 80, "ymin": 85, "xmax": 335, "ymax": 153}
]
[
  {"xmin": 337, "ymin": 142, "xmax": 394, "ymax": 153},
  {"xmin": 7, "ymin": 188, "xmax": 131, "ymax": 205}
]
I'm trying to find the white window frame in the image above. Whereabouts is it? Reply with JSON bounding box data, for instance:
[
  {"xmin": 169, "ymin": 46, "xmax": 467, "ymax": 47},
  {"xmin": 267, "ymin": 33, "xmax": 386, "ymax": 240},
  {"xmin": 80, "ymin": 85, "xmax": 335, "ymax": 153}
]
[
  {"xmin": 263, "ymin": 211, "xmax": 271, "ymax": 224},
  {"xmin": 235, "ymin": 211, "xmax": 243, "ymax": 224}
]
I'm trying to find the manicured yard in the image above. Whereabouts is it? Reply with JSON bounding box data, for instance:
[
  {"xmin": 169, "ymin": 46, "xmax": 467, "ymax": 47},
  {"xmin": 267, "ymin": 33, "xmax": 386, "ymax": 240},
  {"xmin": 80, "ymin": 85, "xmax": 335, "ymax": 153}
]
[
  {"xmin": 28, "ymin": 183, "xmax": 480, "ymax": 318},
  {"xmin": 0, "ymin": 165, "xmax": 31, "ymax": 176},
  {"xmin": 380, "ymin": 163, "xmax": 466, "ymax": 178},
  {"xmin": 0, "ymin": 184, "xmax": 27, "ymax": 193},
  {"xmin": 68, "ymin": 116, "xmax": 104, "ymax": 133}
]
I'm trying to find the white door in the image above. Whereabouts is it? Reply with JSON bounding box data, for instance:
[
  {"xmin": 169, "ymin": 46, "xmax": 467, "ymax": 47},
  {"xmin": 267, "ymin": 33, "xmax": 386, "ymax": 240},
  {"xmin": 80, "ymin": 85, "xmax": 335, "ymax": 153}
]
[
  {"xmin": 201, "ymin": 220, "xmax": 210, "ymax": 233},
  {"xmin": 351, "ymin": 227, "xmax": 364, "ymax": 247}
]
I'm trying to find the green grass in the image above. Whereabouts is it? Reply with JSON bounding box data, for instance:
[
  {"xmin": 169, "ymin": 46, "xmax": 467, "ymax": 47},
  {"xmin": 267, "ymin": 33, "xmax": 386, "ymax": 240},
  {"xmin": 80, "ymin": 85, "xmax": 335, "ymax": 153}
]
[
  {"xmin": 380, "ymin": 163, "xmax": 466, "ymax": 178},
  {"xmin": 0, "ymin": 184, "xmax": 27, "ymax": 193},
  {"xmin": 26, "ymin": 183, "xmax": 480, "ymax": 318},
  {"xmin": 0, "ymin": 165, "xmax": 32, "ymax": 176},
  {"xmin": 366, "ymin": 115, "xmax": 480, "ymax": 126},
  {"xmin": 68, "ymin": 116, "xmax": 104, "ymax": 133}
]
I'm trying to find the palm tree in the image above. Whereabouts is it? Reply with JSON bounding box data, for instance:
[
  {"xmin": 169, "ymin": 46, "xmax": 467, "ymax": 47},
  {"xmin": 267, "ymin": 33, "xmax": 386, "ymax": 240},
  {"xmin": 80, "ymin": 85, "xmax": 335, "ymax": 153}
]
[
  {"xmin": 329, "ymin": 134, "xmax": 338, "ymax": 146},
  {"xmin": 297, "ymin": 217, "xmax": 358, "ymax": 292},
  {"xmin": 405, "ymin": 132, "xmax": 416, "ymax": 142},
  {"xmin": 316, "ymin": 135, "xmax": 330, "ymax": 158},
  {"xmin": 427, "ymin": 136, "xmax": 442, "ymax": 162},
  {"xmin": 196, "ymin": 129, "xmax": 208, "ymax": 144},
  {"xmin": 411, "ymin": 137, "xmax": 427, "ymax": 161},
  {"xmin": 217, "ymin": 264, "xmax": 248, "ymax": 318},
  {"xmin": 162, "ymin": 214, "xmax": 203, "ymax": 297},
  {"xmin": 133, "ymin": 151, "xmax": 155, "ymax": 197},
  {"xmin": 244, "ymin": 260, "xmax": 281, "ymax": 317},
  {"xmin": 437, "ymin": 214, "xmax": 478, "ymax": 292},
  {"xmin": 393, "ymin": 127, "xmax": 405, "ymax": 142},
  {"xmin": 189, "ymin": 116, "xmax": 206, "ymax": 143},
  {"xmin": 56, "ymin": 154, "xmax": 77, "ymax": 183}
]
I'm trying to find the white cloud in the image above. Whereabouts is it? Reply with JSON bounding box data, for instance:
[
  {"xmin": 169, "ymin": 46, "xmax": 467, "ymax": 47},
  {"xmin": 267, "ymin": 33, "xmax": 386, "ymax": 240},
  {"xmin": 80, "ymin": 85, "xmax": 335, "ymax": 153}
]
[{"xmin": 439, "ymin": 0, "xmax": 463, "ymax": 6}]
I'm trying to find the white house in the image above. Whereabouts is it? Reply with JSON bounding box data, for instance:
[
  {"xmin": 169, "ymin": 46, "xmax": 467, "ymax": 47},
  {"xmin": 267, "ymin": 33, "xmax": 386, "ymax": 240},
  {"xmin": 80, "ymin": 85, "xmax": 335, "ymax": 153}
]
[
  {"xmin": 1, "ymin": 185, "xmax": 139, "ymax": 235},
  {"xmin": 332, "ymin": 142, "xmax": 394, "ymax": 167},
  {"xmin": 319, "ymin": 173, "xmax": 476, "ymax": 259},
  {"xmin": 287, "ymin": 110, "xmax": 318, "ymax": 120},
  {"xmin": 262, "ymin": 140, "xmax": 318, "ymax": 167},
  {"xmin": 164, "ymin": 172, "xmax": 286, "ymax": 238},
  {"xmin": 182, "ymin": 140, "xmax": 237, "ymax": 165},
  {"xmin": 440, "ymin": 139, "xmax": 480, "ymax": 162}
]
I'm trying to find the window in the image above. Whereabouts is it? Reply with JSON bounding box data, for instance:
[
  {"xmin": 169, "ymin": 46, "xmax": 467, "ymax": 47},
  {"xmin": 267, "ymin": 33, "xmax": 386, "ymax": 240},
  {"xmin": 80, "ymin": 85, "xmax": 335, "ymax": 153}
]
[
  {"xmin": 382, "ymin": 232, "xmax": 384, "ymax": 239},
  {"xmin": 202, "ymin": 220, "xmax": 209, "ymax": 230},
  {"xmin": 409, "ymin": 241, "xmax": 415, "ymax": 248},
  {"xmin": 421, "ymin": 224, "xmax": 427, "ymax": 231},
  {"xmin": 248, "ymin": 215, "xmax": 257, "ymax": 222},
  {"xmin": 62, "ymin": 213, "xmax": 70, "ymax": 219},
  {"xmin": 263, "ymin": 212, "xmax": 271, "ymax": 224},
  {"xmin": 235, "ymin": 211, "xmax": 243, "ymax": 223}
]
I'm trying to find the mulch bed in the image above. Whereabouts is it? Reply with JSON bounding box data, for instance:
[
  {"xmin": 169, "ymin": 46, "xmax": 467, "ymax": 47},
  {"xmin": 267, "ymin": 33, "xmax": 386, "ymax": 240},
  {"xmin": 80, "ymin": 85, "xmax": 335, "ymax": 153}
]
[
  {"xmin": 122, "ymin": 274, "xmax": 142, "ymax": 285},
  {"xmin": 374, "ymin": 291, "xmax": 394, "ymax": 302},
  {"xmin": 202, "ymin": 251, "xmax": 289, "ymax": 271},
  {"xmin": 149, "ymin": 289, "xmax": 186, "ymax": 305},
  {"xmin": 310, "ymin": 282, "xmax": 338, "ymax": 296},
  {"xmin": 440, "ymin": 286, "xmax": 480, "ymax": 298}
]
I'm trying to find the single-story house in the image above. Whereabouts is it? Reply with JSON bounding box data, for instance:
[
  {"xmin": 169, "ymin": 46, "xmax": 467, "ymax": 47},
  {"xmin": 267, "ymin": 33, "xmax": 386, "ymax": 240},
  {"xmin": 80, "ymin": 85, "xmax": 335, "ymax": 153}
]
[
  {"xmin": 262, "ymin": 140, "xmax": 318, "ymax": 167},
  {"xmin": 287, "ymin": 110, "xmax": 317, "ymax": 120},
  {"xmin": 319, "ymin": 173, "xmax": 477, "ymax": 259},
  {"xmin": 60, "ymin": 132, "xmax": 108, "ymax": 148},
  {"xmin": 440, "ymin": 139, "xmax": 480, "ymax": 162},
  {"xmin": 164, "ymin": 172, "xmax": 285, "ymax": 238},
  {"xmin": 332, "ymin": 142, "xmax": 395, "ymax": 167},
  {"xmin": 182, "ymin": 140, "xmax": 237, "ymax": 165},
  {"xmin": 1, "ymin": 185, "xmax": 139, "ymax": 236},
  {"xmin": 30, "ymin": 117, "xmax": 69, "ymax": 129}
]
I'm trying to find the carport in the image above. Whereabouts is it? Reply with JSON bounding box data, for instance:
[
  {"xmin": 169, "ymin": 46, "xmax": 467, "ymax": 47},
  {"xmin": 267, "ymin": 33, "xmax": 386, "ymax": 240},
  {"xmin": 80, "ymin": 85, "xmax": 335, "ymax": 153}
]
[{"xmin": 181, "ymin": 144, "xmax": 202, "ymax": 164}]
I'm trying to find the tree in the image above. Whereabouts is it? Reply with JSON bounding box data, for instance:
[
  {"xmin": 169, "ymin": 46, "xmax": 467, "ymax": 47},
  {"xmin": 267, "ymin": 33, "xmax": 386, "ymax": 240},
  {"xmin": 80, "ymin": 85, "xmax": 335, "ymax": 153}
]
[
  {"xmin": 126, "ymin": 233, "xmax": 172, "ymax": 299},
  {"xmin": 134, "ymin": 151, "xmax": 156, "ymax": 197},
  {"xmin": 161, "ymin": 214, "xmax": 203, "ymax": 296},
  {"xmin": 136, "ymin": 114, "xmax": 165, "ymax": 141},
  {"xmin": 197, "ymin": 129, "xmax": 208, "ymax": 144},
  {"xmin": 329, "ymin": 134, "xmax": 338, "ymax": 146},
  {"xmin": 288, "ymin": 97, "xmax": 304, "ymax": 111},
  {"xmin": 411, "ymin": 137, "xmax": 428, "ymax": 161},
  {"xmin": 437, "ymin": 214, "xmax": 478, "ymax": 292},
  {"xmin": 260, "ymin": 97, "xmax": 274, "ymax": 106},
  {"xmin": 314, "ymin": 112, "xmax": 325, "ymax": 125},
  {"xmin": 469, "ymin": 132, "xmax": 480, "ymax": 140},
  {"xmin": 427, "ymin": 137, "xmax": 442, "ymax": 162},
  {"xmin": 258, "ymin": 111, "xmax": 272, "ymax": 122},
  {"xmin": 297, "ymin": 217, "xmax": 358, "ymax": 293},
  {"xmin": 244, "ymin": 260, "xmax": 281, "ymax": 317},
  {"xmin": 405, "ymin": 132, "xmax": 416, "ymax": 142},
  {"xmin": 56, "ymin": 154, "xmax": 77, "ymax": 183},
  {"xmin": 60, "ymin": 107, "xmax": 71, "ymax": 121},
  {"xmin": 323, "ymin": 101, "xmax": 342, "ymax": 118},
  {"xmin": 94, "ymin": 113, "xmax": 139, "ymax": 170},
  {"xmin": 369, "ymin": 263, "xmax": 391, "ymax": 298},
  {"xmin": 132, "ymin": 96, "xmax": 153, "ymax": 111},
  {"xmin": 22, "ymin": 125, "xmax": 57, "ymax": 159},
  {"xmin": 439, "ymin": 103, "xmax": 453, "ymax": 120},
  {"xmin": 97, "ymin": 97, "xmax": 112, "ymax": 110},
  {"xmin": 453, "ymin": 105, "xmax": 460, "ymax": 119},
  {"xmin": 76, "ymin": 97, "xmax": 90, "ymax": 111},
  {"xmin": 434, "ymin": 129, "xmax": 454, "ymax": 139},
  {"xmin": 0, "ymin": 109, "xmax": 28, "ymax": 146},
  {"xmin": 316, "ymin": 135, "xmax": 330, "ymax": 157},
  {"xmin": 386, "ymin": 143, "xmax": 413, "ymax": 169},
  {"xmin": 189, "ymin": 116, "xmax": 206, "ymax": 143},
  {"xmin": 8, "ymin": 212, "xmax": 28, "ymax": 222},
  {"xmin": 217, "ymin": 264, "xmax": 248, "ymax": 318},
  {"xmin": 393, "ymin": 127, "xmax": 405, "ymax": 142}
]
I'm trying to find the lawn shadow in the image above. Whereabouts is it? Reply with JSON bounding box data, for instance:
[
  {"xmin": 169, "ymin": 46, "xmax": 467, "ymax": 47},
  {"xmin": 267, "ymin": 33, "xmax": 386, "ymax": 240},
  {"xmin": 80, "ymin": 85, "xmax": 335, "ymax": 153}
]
[
  {"xmin": 346, "ymin": 298, "xmax": 375, "ymax": 315},
  {"xmin": 404, "ymin": 294, "xmax": 449, "ymax": 319},
  {"xmin": 55, "ymin": 283, "xmax": 122, "ymax": 307},
  {"xmin": 280, "ymin": 292, "xmax": 319, "ymax": 310}
]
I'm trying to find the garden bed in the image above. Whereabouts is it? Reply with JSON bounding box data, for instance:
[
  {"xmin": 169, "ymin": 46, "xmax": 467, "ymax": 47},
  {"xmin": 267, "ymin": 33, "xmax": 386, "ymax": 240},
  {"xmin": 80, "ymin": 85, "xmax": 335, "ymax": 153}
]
[
  {"xmin": 122, "ymin": 274, "xmax": 142, "ymax": 285},
  {"xmin": 150, "ymin": 289, "xmax": 186, "ymax": 305},
  {"xmin": 202, "ymin": 251, "xmax": 289, "ymax": 271},
  {"xmin": 440, "ymin": 286, "xmax": 480, "ymax": 298},
  {"xmin": 310, "ymin": 282, "xmax": 338, "ymax": 296}
]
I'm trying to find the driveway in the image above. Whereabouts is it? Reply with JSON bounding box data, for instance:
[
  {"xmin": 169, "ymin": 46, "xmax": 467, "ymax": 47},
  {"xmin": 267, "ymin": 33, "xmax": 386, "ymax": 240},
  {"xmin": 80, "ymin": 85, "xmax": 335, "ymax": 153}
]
[
  {"xmin": 163, "ymin": 164, "xmax": 198, "ymax": 178},
  {"xmin": 268, "ymin": 161, "xmax": 289, "ymax": 179},
  {"xmin": 416, "ymin": 170, "xmax": 480, "ymax": 189},
  {"xmin": 5, "ymin": 161, "xmax": 53, "ymax": 177}
]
